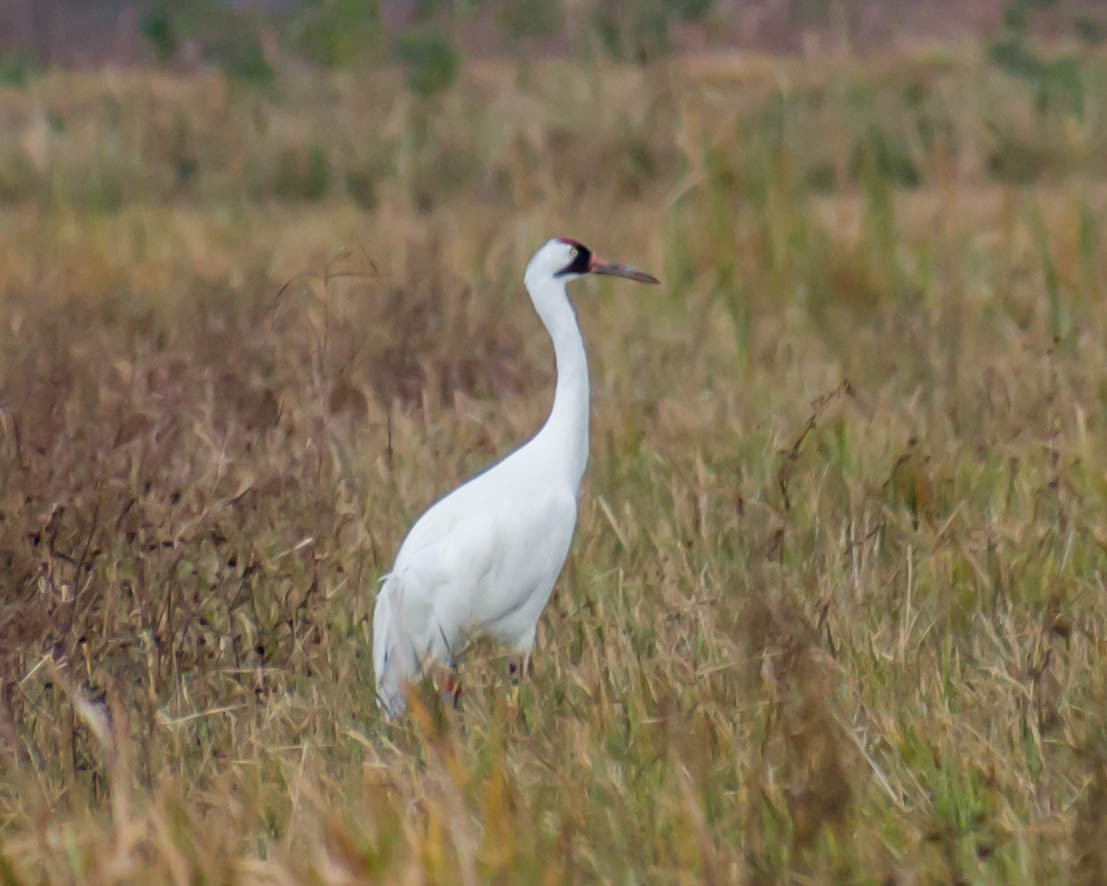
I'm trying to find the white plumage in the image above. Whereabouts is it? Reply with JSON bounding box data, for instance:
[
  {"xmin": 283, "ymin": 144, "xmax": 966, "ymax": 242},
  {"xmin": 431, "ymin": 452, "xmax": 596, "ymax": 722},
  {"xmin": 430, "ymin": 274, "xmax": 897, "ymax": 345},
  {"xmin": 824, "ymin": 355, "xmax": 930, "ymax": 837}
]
[{"xmin": 373, "ymin": 237, "xmax": 658, "ymax": 718}]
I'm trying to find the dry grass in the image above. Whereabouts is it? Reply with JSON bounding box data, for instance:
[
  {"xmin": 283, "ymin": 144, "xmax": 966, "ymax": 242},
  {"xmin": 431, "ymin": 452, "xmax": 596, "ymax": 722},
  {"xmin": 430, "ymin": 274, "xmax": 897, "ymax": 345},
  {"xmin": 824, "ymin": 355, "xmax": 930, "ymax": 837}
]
[{"xmin": 3, "ymin": 45, "xmax": 1107, "ymax": 881}]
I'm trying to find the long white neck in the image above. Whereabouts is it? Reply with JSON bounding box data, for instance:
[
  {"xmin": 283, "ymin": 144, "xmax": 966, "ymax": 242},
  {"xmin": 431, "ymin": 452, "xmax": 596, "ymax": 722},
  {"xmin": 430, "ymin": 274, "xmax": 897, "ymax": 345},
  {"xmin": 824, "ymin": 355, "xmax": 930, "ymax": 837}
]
[{"xmin": 525, "ymin": 273, "xmax": 590, "ymax": 491}]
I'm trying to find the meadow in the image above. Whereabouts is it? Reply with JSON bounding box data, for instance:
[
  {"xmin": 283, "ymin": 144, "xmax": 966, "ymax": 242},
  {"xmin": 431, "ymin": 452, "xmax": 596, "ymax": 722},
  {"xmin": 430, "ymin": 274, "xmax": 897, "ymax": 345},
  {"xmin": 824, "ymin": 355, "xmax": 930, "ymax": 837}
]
[{"xmin": 3, "ymin": 35, "xmax": 1107, "ymax": 882}]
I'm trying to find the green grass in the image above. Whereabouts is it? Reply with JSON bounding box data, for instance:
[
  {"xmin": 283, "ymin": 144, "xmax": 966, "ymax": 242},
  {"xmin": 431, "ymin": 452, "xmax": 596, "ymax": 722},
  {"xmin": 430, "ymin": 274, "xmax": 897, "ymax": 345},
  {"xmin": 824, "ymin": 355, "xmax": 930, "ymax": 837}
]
[{"xmin": 4, "ymin": 44, "xmax": 1107, "ymax": 881}]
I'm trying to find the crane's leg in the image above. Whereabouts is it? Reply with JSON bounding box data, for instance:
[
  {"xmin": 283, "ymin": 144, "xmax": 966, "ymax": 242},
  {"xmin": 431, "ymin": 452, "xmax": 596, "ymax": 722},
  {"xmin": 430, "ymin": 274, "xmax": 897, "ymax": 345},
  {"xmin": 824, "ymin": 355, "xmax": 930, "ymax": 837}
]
[
  {"xmin": 443, "ymin": 668, "xmax": 462, "ymax": 710},
  {"xmin": 434, "ymin": 629, "xmax": 463, "ymax": 712},
  {"xmin": 507, "ymin": 661, "xmax": 522, "ymax": 713},
  {"xmin": 508, "ymin": 629, "xmax": 536, "ymax": 711},
  {"xmin": 508, "ymin": 656, "xmax": 533, "ymax": 685}
]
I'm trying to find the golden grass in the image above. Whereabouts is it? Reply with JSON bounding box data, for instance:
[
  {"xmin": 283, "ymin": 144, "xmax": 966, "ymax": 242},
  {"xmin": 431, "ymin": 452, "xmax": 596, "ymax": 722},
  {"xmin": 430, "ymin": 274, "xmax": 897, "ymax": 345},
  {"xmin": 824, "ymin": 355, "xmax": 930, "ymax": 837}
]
[{"xmin": 3, "ymin": 45, "xmax": 1107, "ymax": 880}]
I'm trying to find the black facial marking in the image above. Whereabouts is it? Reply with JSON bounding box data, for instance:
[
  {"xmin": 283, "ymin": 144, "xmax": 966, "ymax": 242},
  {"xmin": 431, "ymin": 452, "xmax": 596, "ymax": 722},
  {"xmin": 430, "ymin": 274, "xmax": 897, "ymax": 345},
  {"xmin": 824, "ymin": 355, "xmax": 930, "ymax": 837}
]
[{"xmin": 554, "ymin": 239, "xmax": 591, "ymax": 277}]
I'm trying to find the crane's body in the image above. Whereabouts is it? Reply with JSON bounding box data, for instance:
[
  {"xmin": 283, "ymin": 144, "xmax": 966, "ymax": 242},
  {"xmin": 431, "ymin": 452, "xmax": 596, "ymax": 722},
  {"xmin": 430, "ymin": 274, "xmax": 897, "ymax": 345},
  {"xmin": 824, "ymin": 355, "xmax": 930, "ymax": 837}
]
[{"xmin": 373, "ymin": 238, "xmax": 657, "ymax": 718}]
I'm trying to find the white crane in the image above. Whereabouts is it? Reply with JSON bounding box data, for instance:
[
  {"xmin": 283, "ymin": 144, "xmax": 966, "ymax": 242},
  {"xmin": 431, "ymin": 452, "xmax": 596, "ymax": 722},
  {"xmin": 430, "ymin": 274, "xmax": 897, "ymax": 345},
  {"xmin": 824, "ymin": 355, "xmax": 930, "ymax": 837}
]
[{"xmin": 373, "ymin": 237, "xmax": 658, "ymax": 718}]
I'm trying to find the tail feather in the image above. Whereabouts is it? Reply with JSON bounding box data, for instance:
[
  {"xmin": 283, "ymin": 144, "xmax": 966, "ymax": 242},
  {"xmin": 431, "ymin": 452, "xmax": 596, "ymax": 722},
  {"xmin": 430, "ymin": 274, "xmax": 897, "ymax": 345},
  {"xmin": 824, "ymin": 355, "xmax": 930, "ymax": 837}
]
[{"xmin": 372, "ymin": 572, "xmax": 418, "ymax": 719}]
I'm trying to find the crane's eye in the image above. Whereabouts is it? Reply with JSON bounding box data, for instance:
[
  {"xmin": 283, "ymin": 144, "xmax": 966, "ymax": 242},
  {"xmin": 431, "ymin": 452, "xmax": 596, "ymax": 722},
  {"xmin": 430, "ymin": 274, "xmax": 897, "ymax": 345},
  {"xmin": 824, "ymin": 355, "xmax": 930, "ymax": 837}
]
[{"xmin": 570, "ymin": 248, "xmax": 578, "ymax": 257}]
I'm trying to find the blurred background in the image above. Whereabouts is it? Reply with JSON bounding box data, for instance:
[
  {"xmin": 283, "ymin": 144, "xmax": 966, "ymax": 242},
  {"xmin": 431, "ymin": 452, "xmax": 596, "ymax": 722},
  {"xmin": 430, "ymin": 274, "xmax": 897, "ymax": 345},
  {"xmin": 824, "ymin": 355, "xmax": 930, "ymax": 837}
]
[
  {"xmin": 0, "ymin": 1, "xmax": 1103, "ymax": 221},
  {"xmin": 0, "ymin": 0, "xmax": 1043, "ymax": 67}
]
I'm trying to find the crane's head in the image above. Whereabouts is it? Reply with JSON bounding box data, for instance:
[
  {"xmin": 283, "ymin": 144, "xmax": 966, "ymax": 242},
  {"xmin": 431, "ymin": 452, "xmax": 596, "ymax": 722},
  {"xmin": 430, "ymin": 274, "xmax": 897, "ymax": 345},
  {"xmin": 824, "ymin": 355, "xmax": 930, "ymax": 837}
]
[{"xmin": 526, "ymin": 238, "xmax": 659, "ymax": 287}]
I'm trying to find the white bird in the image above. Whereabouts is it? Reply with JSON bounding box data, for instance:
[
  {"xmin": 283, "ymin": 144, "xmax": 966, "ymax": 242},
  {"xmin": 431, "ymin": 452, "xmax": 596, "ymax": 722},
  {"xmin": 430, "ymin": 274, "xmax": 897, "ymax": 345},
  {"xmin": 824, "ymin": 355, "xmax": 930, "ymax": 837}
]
[{"xmin": 373, "ymin": 237, "xmax": 659, "ymax": 718}]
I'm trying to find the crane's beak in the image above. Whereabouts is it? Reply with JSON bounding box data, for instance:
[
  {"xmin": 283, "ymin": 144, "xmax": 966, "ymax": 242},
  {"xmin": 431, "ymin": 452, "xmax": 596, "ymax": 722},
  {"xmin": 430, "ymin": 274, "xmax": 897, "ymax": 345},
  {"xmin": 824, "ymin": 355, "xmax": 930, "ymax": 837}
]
[{"xmin": 589, "ymin": 255, "xmax": 660, "ymax": 285}]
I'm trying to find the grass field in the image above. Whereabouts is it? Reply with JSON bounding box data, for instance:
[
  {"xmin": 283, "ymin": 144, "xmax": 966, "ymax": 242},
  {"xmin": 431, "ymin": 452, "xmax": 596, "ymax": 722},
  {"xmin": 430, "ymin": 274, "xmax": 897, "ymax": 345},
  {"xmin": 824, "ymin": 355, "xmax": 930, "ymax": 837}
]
[{"xmin": 4, "ymin": 40, "xmax": 1107, "ymax": 882}]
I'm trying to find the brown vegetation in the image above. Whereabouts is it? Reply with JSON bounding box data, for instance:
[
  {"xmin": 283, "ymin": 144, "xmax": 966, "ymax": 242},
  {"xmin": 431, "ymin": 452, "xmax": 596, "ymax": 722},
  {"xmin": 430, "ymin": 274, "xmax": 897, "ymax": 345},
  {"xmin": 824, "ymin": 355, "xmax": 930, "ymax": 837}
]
[{"xmin": 2, "ymin": 44, "xmax": 1107, "ymax": 879}]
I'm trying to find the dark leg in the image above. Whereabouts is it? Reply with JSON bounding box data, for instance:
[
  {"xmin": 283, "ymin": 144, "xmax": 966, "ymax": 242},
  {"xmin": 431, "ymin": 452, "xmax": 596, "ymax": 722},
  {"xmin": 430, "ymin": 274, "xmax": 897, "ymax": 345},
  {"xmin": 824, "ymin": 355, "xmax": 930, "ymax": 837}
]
[
  {"xmin": 443, "ymin": 669, "xmax": 462, "ymax": 710},
  {"xmin": 436, "ymin": 626, "xmax": 463, "ymax": 711},
  {"xmin": 508, "ymin": 657, "xmax": 533, "ymax": 714},
  {"xmin": 507, "ymin": 657, "xmax": 532, "ymax": 730},
  {"xmin": 509, "ymin": 653, "xmax": 533, "ymax": 684}
]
